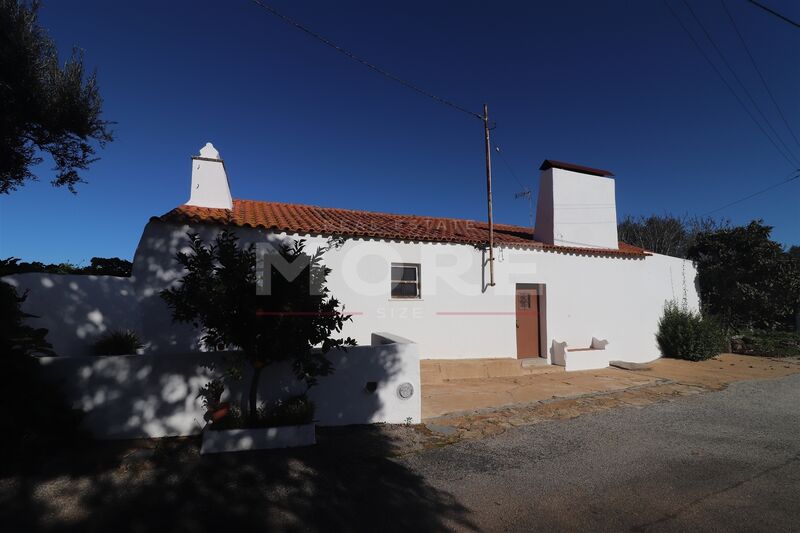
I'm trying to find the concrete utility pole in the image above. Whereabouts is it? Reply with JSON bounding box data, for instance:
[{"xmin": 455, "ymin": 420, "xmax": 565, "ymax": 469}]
[{"xmin": 483, "ymin": 103, "xmax": 495, "ymax": 286}]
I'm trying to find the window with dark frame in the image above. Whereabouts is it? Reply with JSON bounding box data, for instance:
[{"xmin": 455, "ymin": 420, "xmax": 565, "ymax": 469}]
[{"xmin": 391, "ymin": 263, "xmax": 420, "ymax": 299}]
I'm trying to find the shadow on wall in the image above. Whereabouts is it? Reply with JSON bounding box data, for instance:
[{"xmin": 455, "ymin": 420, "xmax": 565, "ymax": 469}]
[
  {"xmin": 1, "ymin": 273, "xmax": 139, "ymax": 356},
  {"xmin": 1, "ymin": 427, "xmax": 476, "ymax": 532},
  {"xmin": 39, "ymin": 335, "xmax": 420, "ymax": 439}
]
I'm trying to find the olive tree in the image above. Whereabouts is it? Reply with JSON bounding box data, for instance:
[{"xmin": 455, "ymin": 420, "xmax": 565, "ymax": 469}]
[{"xmin": 1, "ymin": 0, "xmax": 113, "ymax": 193}]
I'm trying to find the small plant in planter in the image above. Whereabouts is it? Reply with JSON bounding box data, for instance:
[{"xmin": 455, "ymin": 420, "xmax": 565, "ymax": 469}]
[
  {"xmin": 92, "ymin": 329, "xmax": 143, "ymax": 356},
  {"xmin": 161, "ymin": 231, "xmax": 355, "ymax": 453}
]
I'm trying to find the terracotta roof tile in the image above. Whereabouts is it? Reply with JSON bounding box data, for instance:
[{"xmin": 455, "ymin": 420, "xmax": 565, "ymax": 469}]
[{"xmin": 154, "ymin": 199, "xmax": 648, "ymax": 258}]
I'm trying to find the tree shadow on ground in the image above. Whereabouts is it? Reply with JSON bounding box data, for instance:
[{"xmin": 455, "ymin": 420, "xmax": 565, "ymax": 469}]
[{"xmin": 1, "ymin": 425, "xmax": 476, "ymax": 533}]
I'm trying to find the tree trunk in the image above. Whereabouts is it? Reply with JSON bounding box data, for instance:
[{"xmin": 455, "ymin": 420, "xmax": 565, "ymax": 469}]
[{"xmin": 248, "ymin": 364, "xmax": 263, "ymax": 425}]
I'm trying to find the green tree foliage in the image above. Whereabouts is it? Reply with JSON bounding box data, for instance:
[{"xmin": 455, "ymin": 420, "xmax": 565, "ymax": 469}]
[
  {"xmin": 161, "ymin": 231, "xmax": 355, "ymax": 424},
  {"xmin": 0, "ymin": 256, "xmax": 132, "ymax": 277},
  {"xmin": 0, "ymin": 0, "xmax": 113, "ymax": 194},
  {"xmin": 617, "ymin": 214, "xmax": 727, "ymax": 258},
  {"xmin": 687, "ymin": 221, "xmax": 800, "ymax": 331},
  {"xmin": 0, "ymin": 281, "xmax": 85, "ymax": 465}
]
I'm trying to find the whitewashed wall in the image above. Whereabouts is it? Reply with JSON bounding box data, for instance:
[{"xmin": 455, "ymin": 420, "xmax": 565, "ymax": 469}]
[
  {"xmin": 4, "ymin": 219, "xmax": 699, "ymax": 363},
  {"xmin": 38, "ymin": 334, "xmax": 420, "ymax": 439}
]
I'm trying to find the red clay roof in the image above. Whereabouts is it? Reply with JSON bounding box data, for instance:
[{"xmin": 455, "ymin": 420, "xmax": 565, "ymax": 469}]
[
  {"xmin": 154, "ymin": 199, "xmax": 648, "ymax": 257},
  {"xmin": 539, "ymin": 159, "xmax": 614, "ymax": 177}
]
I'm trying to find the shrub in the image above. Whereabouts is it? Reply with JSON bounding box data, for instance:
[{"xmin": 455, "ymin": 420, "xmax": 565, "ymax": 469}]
[
  {"xmin": 209, "ymin": 395, "xmax": 315, "ymax": 431},
  {"xmin": 92, "ymin": 329, "xmax": 143, "ymax": 355},
  {"xmin": 731, "ymin": 330, "xmax": 800, "ymax": 358},
  {"xmin": 656, "ymin": 301, "xmax": 725, "ymax": 361},
  {"xmin": 258, "ymin": 395, "xmax": 315, "ymax": 427}
]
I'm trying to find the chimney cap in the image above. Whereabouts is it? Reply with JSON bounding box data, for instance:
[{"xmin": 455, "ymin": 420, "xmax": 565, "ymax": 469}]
[
  {"xmin": 195, "ymin": 142, "xmax": 221, "ymax": 161},
  {"xmin": 539, "ymin": 159, "xmax": 614, "ymax": 177}
]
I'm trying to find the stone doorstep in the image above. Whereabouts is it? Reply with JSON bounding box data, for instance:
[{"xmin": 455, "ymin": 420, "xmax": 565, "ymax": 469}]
[{"xmin": 421, "ymin": 357, "xmax": 560, "ymax": 384}]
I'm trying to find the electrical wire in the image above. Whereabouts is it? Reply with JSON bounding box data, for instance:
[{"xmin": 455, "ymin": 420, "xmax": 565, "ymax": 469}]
[
  {"xmin": 663, "ymin": 0, "xmax": 799, "ymax": 168},
  {"xmin": 748, "ymin": 0, "xmax": 800, "ymax": 28},
  {"xmin": 493, "ymin": 144, "xmax": 527, "ymax": 192},
  {"xmin": 702, "ymin": 170, "xmax": 800, "ymax": 215},
  {"xmin": 678, "ymin": 0, "xmax": 800, "ymax": 166},
  {"xmin": 248, "ymin": 0, "xmax": 484, "ymax": 121},
  {"xmin": 720, "ymin": 0, "xmax": 800, "ymax": 150}
]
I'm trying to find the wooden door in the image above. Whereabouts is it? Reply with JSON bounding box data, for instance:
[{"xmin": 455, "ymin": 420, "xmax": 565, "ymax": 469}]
[{"xmin": 515, "ymin": 285, "xmax": 541, "ymax": 358}]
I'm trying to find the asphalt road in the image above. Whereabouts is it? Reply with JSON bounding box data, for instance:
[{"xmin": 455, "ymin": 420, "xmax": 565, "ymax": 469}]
[{"xmin": 402, "ymin": 374, "xmax": 800, "ymax": 532}]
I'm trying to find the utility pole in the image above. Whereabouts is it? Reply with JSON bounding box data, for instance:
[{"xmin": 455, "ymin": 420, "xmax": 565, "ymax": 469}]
[{"xmin": 483, "ymin": 103, "xmax": 495, "ymax": 287}]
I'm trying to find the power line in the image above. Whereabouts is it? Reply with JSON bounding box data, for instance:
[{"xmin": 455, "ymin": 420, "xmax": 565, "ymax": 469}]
[
  {"xmin": 678, "ymin": 0, "xmax": 800, "ymax": 166},
  {"xmin": 748, "ymin": 0, "xmax": 800, "ymax": 28},
  {"xmin": 663, "ymin": 0, "xmax": 799, "ymax": 168},
  {"xmin": 493, "ymin": 145, "xmax": 526, "ymax": 191},
  {"xmin": 720, "ymin": 0, "xmax": 800, "ymax": 150},
  {"xmin": 702, "ymin": 170, "xmax": 800, "ymax": 215},
  {"xmin": 248, "ymin": 0, "xmax": 484, "ymax": 121}
]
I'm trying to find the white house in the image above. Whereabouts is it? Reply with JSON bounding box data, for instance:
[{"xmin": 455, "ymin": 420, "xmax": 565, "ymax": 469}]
[{"xmin": 4, "ymin": 143, "xmax": 699, "ymax": 436}]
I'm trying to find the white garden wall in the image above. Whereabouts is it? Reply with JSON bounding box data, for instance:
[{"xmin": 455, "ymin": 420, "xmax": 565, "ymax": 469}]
[{"xmin": 38, "ymin": 334, "xmax": 420, "ymax": 439}]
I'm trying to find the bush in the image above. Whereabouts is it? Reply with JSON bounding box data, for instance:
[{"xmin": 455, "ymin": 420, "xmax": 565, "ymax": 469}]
[
  {"xmin": 656, "ymin": 301, "xmax": 725, "ymax": 361},
  {"xmin": 209, "ymin": 394, "xmax": 315, "ymax": 431},
  {"xmin": 92, "ymin": 329, "xmax": 143, "ymax": 355},
  {"xmin": 731, "ymin": 330, "xmax": 800, "ymax": 358},
  {"xmin": 258, "ymin": 395, "xmax": 315, "ymax": 427}
]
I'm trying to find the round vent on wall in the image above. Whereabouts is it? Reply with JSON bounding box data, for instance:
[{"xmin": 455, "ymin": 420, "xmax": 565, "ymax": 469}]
[{"xmin": 397, "ymin": 382, "xmax": 414, "ymax": 400}]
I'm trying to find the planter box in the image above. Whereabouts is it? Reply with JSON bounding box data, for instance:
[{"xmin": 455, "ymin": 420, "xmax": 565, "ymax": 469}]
[{"xmin": 200, "ymin": 423, "xmax": 316, "ymax": 455}]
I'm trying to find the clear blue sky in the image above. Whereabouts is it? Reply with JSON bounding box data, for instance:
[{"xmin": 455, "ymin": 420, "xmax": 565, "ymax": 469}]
[{"xmin": 1, "ymin": 0, "xmax": 798, "ymax": 264}]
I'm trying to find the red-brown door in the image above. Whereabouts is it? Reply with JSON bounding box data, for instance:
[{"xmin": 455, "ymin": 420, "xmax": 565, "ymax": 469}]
[{"xmin": 515, "ymin": 285, "xmax": 541, "ymax": 358}]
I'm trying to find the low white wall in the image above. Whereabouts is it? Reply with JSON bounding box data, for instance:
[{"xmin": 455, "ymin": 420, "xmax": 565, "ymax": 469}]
[{"xmin": 38, "ymin": 336, "xmax": 420, "ymax": 439}]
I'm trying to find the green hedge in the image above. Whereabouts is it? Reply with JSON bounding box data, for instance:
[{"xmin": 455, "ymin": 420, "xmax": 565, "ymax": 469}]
[
  {"xmin": 731, "ymin": 330, "xmax": 800, "ymax": 358},
  {"xmin": 656, "ymin": 301, "xmax": 725, "ymax": 361}
]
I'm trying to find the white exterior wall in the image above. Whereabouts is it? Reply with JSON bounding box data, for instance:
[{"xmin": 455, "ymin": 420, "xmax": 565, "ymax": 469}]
[
  {"xmin": 186, "ymin": 143, "xmax": 233, "ymax": 209},
  {"xmin": 535, "ymin": 167, "xmax": 619, "ymax": 249},
  {"xmin": 5, "ymin": 219, "xmax": 698, "ymax": 363}
]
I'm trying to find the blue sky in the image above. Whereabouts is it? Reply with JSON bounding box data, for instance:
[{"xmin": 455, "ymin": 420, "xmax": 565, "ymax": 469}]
[{"xmin": 1, "ymin": 0, "xmax": 798, "ymax": 264}]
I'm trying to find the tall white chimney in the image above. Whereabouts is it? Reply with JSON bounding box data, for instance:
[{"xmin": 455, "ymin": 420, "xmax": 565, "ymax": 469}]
[
  {"xmin": 186, "ymin": 142, "xmax": 233, "ymax": 209},
  {"xmin": 534, "ymin": 160, "xmax": 619, "ymax": 250}
]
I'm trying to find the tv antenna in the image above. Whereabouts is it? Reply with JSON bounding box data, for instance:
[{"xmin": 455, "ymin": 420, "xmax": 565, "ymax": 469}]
[{"xmin": 514, "ymin": 187, "xmax": 534, "ymax": 229}]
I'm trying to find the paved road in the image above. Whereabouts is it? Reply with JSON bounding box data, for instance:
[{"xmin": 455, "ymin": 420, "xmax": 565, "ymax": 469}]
[{"xmin": 402, "ymin": 374, "xmax": 800, "ymax": 532}]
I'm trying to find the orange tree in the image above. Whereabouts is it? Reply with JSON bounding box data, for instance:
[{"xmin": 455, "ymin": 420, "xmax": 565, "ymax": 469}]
[{"xmin": 161, "ymin": 231, "xmax": 354, "ymax": 425}]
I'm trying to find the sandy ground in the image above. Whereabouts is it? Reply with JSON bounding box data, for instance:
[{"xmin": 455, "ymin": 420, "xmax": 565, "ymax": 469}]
[{"xmin": 421, "ymin": 353, "xmax": 800, "ymax": 420}]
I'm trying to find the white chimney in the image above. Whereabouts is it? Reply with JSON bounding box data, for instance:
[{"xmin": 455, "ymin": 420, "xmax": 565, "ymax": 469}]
[
  {"xmin": 534, "ymin": 160, "xmax": 619, "ymax": 250},
  {"xmin": 186, "ymin": 142, "xmax": 233, "ymax": 209}
]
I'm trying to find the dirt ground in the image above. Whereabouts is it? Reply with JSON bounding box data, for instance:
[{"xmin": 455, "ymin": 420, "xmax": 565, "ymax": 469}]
[
  {"xmin": 416, "ymin": 354, "xmax": 800, "ymax": 450},
  {"xmin": 2, "ymin": 354, "xmax": 799, "ymax": 532}
]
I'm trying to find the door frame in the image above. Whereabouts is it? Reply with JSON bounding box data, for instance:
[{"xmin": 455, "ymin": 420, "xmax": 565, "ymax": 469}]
[{"xmin": 515, "ymin": 283, "xmax": 547, "ymax": 359}]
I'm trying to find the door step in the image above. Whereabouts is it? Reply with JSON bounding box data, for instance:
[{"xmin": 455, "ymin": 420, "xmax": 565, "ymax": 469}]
[
  {"xmin": 521, "ymin": 357, "xmax": 549, "ymax": 368},
  {"xmin": 421, "ymin": 358, "xmax": 558, "ymax": 384}
]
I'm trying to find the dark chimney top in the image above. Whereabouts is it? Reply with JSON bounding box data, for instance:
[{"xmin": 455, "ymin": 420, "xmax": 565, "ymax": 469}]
[{"xmin": 539, "ymin": 159, "xmax": 614, "ymax": 177}]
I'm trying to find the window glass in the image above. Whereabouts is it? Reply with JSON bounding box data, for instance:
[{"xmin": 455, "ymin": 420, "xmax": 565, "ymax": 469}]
[{"xmin": 391, "ymin": 263, "xmax": 420, "ymax": 298}]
